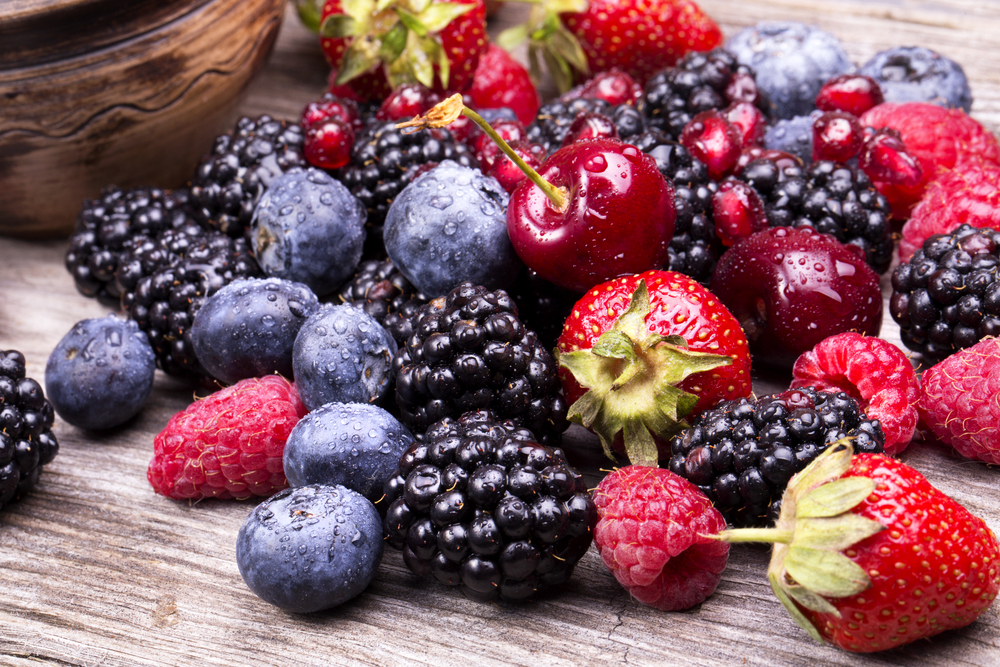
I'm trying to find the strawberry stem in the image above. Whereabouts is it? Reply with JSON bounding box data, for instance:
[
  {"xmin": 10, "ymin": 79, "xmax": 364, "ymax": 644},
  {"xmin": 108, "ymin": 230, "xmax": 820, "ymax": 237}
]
[
  {"xmin": 397, "ymin": 94, "xmax": 568, "ymax": 210},
  {"xmin": 713, "ymin": 528, "xmax": 794, "ymax": 544}
]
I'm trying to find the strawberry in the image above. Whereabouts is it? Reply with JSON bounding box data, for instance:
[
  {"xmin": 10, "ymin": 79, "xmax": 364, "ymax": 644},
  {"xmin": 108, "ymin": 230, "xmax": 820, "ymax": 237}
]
[
  {"xmin": 561, "ymin": 0, "xmax": 722, "ymax": 85},
  {"xmin": 465, "ymin": 43, "xmax": 541, "ymax": 126},
  {"xmin": 319, "ymin": 0, "xmax": 487, "ymax": 100},
  {"xmin": 556, "ymin": 270, "xmax": 752, "ymax": 465},
  {"xmin": 719, "ymin": 441, "xmax": 1000, "ymax": 653}
]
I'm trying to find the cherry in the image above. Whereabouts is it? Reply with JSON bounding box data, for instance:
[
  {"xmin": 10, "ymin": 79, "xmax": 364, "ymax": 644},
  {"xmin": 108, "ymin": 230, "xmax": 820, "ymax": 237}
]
[
  {"xmin": 812, "ymin": 111, "xmax": 864, "ymax": 163},
  {"xmin": 709, "ymin": 226, "xmax": 883, "ymax": 368},
  {"xmin": 712, "ymin": 180, "xmax": 767, "ymax": 246},
  {"xmin": 559, "ymin": 112, "xmax": 620, "ymax": 147},
  {"xmin": 303, "ymin": 117, "xmax": 355, "ymax": 170},
  {"xmin": 725, "ymin": 102, "xmax": 767, "ymax": 149},
  {"xmin": 397, "ymin": 95, "xmax": 676, "ymax": 293},
  {"xmin": 376, "ymin": 83, "xmax": 443, "ymax": 121},
  {"xmin": 815, "ymin": 74, "xmax": 885, "ymax": 117},
  {"xmin": 680, "ymin": 110, "xmax": 742, "ymax": 181},
  {"xmin": 473, "ymin": 119, "xmax": 527, "ymax": 171},
  {"xmin": 734, "ymin": 147, "xmax": 801, "ymax": 175},
  {"xmin": 724, "ymin": 70, "xmax": 763, "ymax": 107},
  {"xmin": 561, "ymin": 69, "xmax": 642, "ymax": 106},
  {"xmin": 301, "ymin": 93, "xmax": 361, "ymax": 131},
  {"xmin": 859, "ymin": 127, "xmax": 923, "ymax": 187},
  {"xmin": 489, "ymin": 141, "xmax": 545, "ymax": 194}
]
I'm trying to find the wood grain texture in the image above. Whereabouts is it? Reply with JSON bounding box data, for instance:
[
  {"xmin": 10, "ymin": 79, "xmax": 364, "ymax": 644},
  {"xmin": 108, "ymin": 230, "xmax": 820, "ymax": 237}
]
[{"xmin": 2, "ymin": 1, "xmax": 1000, "ymax": 665}]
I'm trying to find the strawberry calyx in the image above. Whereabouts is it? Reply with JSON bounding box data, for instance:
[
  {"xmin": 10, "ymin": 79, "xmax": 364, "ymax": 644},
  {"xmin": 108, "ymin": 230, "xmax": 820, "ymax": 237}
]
[
  {"xmin": 321, "ymin": 0, "xmax": 476, "ymax": 90},
  {"xmin": 496, "ymin": 0, "xmax": 590, "ymax": 93},
  {"xmin": 715, "ymin": 440, "xmax": 886, "ymax": 644},
  {"xmin": 555, "ymin": 280, "xmax": 733, "ymax": 467}
]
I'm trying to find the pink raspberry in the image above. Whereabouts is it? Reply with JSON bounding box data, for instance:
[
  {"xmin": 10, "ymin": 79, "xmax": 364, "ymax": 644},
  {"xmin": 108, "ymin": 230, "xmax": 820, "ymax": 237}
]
[
  {"xmin": 899, "ymin": 157, "xmax": 1000, "ymax": 262},
  {"xmin": 593, "ymin": 465, "xmax": 729, "ymax": 611},
  {"xmin": 791, "ymin": 332, "xmax": 920, "ymax": 456},
  {"xmin": 860, "ymin": 102, "xmax": 1000, "ymax": 219},
  {"xmin": 919, "ymin": 337, "xmax": 1000, "ymax": 465},
  {"xmin": 148, "ymin": 376, "xmax": 308, "ymax": 500}
]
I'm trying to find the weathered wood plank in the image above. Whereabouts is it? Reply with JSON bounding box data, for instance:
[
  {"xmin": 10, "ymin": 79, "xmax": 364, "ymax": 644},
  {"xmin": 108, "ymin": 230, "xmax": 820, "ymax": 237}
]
[{"xmin": 2, "ymin": 1, "xmax": 1000, "ymax": 665}]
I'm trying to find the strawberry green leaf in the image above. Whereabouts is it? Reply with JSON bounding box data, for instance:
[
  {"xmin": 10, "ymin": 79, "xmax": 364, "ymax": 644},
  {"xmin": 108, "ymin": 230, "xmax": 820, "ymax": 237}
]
[
  {"xmin": 610, "ymin": 280, "xmax": 650, "ymax": 340},
  {"xmin": 792, "ymin": 515, "xmax": 885, "ymax": 553},
  {"xmin": 796, "ymin": 477, "xmax": 877, "ymax": 518},
  {"xmin": 408, "ymin": 0, "xmax": 431, "ymax": 12},
  {"xmin": 379, "ymin": 22, "xmax": 409, "ymax": 62},
  {"xmin": 435, "ymin": 39, "xmax": 451, "ymax": 89},
  {"xmin": 784, "ymin": 545, "xmax": 871, "ymax": 598},
  {"xmin": 623, "ymin": 419, "xmax": 658, "ymax": 469},
  {"xmin": 769, "ymin": 571, "xmax": 826, "ymax": 644},
  {"xmin": 546, "ymin": 24, "xmax": 590, "ymax": 75},
  {"xmin": 320, "ymin": 14, "xmax": 360, "ymax": 39},
  {"xmin": 343, "ymin": 0, "xmax": 378, "ymax": 21},
  {"xmin": 592, "ymin": 330, "xmax": 635, "ymax": 361},
  {"xmin": 296, "ymin": 0, "xmax": 325, "ymax": 33},
  {"xmin": 336, "ymin": 38, "xmax": 383, "ymax": 84},
  {"xmin": 414, "ymin": 2, "xmax": 476, "ymax": 34},
  {"xmin": 496, "ymin": 25, "xmax": 528, "ymax": 51},
  {"xmin": 782, "ymin": 581, "xmax": 841, "ymax": 616},
  {"xmin": 394, "ymin": 7, "xmax": 430, "ymax": 37},
  {"xmin": 544, "ymin": 0, "xmax": 588, "ymax": 14}
]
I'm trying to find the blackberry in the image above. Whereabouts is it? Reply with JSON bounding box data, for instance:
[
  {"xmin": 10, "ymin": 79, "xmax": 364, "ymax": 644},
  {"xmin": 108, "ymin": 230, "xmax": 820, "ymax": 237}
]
[
  {"xmin": 525, "ymin": 98, "xmax": 647, "ymax": 154},
  {"xmin": 65, "ymin": 186, "xmax": 197, "ymax": 306},
  {"xmin": 335, "ymin": 121, "xmax": 478, "ymax": 259},
  {"xmin": 0, "ymin": 350, "xmax": 59, "ymax": 510},
  {"xmin": 393, "ymin": 283, "xmax": 568, "ymax": 445},
  {"xmin": 381, "ymin": 410, "xmax": 596, "ymax": 602},
  {"xmin": 337, "ymin": 259, "xmax": 430, "ymax": 347},
  {"xmin": 668, "ymin": 387, "xmax": 885, "ymax": 527},
  {"xmin": 890, "ymin": 224, "xmax": 1000, "ymax": 361},
  {"xmin": 640, "ymin": 48, "xmax": 769, "ymax": 140},
  {"xmin": 122, "ymin": 231, "xmax": 263, "ymax": 379},
  {"xmin": 631, "ymin": 130, "xmax": 721, "ymax": 283},
  {"xmin": 505, "ymin": 269, "xmax": 581, "ymax": 350},
  {"xmin": 114, "ymin": 225, "xmax": 208, "ymax": 306},
  {"xmin": 738, "ymin": 157, "xmax": 894, "ymax": 273},
  {"xmin": 189, "ymin": 115, "xmax": 307, "ymax": 238}
]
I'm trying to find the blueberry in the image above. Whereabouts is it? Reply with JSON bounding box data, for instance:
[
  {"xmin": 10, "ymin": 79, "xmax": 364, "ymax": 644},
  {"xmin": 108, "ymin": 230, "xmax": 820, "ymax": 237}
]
[
  {"xmin": 292, "ymin": 304, "xmax": 397, "ymax": 411},
  {"xmin": 45, "ymin": 315, "xmax": 156, "ymax": 430},
  {"xmin": 191, "ymin": 277, "xmax": 320, "ymax": 384},
  {"xmin": 251, "ymin": 167, "xmax": 366, "ymax": 296},
  {"xmin": 236, "ymin": 484, "xmax": 383, "ymax": 613},
  {"xmin": 859, "ymin": 46, "xmax": 972, "ymax": 112},
  {"xmin": 726, "ymin": 22, "xmax": 854, "ymax": 119},
  {"xmin": 284, "ymin": 402, "xmax": 413, "ymax": 502},
  {"xmin": 764, "ymin": 110, "xmax": 822, "ymax": 162},
  {"xmin": 383, "ymin": 160, "xmax": 522, "ymax": 298}
]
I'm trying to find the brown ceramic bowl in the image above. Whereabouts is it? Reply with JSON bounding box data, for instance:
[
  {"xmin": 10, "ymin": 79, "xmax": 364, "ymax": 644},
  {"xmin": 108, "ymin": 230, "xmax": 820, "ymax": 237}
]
[{"xmin": 0, "ymin": 0, "xmax": 287, "ymax": 238}]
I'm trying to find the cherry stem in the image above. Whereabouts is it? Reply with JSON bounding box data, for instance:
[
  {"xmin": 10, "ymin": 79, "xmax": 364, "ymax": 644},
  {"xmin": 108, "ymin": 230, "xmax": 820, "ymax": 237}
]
[{"xmin": 396, "ymin": 94, "xmax": 568, "ymax": 210}]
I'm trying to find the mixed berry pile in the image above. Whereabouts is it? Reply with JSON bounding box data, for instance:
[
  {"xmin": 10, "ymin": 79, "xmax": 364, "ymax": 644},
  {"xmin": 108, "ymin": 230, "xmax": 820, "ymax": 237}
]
[{"xmin": 16, "ymin": 0, "xmax": 1000, "ymax": 654}]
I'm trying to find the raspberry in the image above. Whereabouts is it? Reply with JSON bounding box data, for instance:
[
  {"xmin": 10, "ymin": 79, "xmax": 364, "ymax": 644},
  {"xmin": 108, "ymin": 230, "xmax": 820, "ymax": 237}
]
[
  {"xmin": 147, "ymin": 376, "xmax": 308, "ymax": 500},
  {"xmin": 790, "ymin": 332, "xmax": 920, "ymax": 456},
  {"xmin": 860, "ymin": 102, "xmax": 1000, "ymax": 218},
  {"xmin": 592, "ymin": 465, "xmax": 729, "ymax": 611},
  {"xmin": 919, "ymin": 337, "xmax": 1000, "ymax": 465},
  {"xmin": 899, "ymin": 158, "xmax": 1000, "ymax": 262}
]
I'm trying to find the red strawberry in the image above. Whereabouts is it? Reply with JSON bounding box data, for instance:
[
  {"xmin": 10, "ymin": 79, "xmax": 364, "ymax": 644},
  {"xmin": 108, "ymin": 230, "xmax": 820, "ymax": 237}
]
[
  {"xmin": 147, "ymin": 376, "xmax": 308, "ymax": 500},
  {"xmin": 556, "ymin": 270, "xmax": 752, "ymax": 464},
  {"xmin": 319, "ymin": 0, "xmax": 487, "ymax": 99},
  {"xmin": 465, "ymin": 43, "xmax": 540, "ymax": 126},
  {"xmin": 791, "ymin": 332, "xmax": 920, "ymax": 456},
  {"xmin": 560, "ymin": 0, "xmax": 722, "ymax": 85},
  {"xmin": 720, "ymin": 441, "xmax": 1000, "ymax": 653},
  {"xmin": 593, "ymin": 465, "xmax": 730, "ymax": 610},
  {"xmin": 919, "ymin": 336, "xmax": 1000, "ymax": 465}
]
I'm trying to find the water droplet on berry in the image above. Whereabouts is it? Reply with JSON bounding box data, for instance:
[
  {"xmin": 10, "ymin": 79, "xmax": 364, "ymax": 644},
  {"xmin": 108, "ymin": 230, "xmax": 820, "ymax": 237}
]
[
  {"xmin": 583, "ymin": 154, "xmax": 608, "ymax": 172},
  {"xmin": 280, "ymin": 205, "xmax": 294, "ymax": 216},
  {"xmin": 835, "ymin": 260, "xmax": 856, "ymax": 277},
  {"xmin": 443, "ymin": 221, "xmax": 458, "ymax": 235},
  {"xmin": 430, "ymin": 195, "xmax": 453, "ymax": 210},
  {"xmin": 261, "ymin": 315, "xmax": 276, "ymax": 328}
]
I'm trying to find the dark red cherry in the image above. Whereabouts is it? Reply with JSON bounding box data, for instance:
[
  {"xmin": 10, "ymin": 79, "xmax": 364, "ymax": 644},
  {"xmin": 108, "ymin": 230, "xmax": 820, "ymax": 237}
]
[
  {"xmin": 377, "ymin": 83, "xmax": 444, "ymax": 121},
  {"xmin": 490, "ymin": 141, "xmax": 545, "ymax": 194},
  {"xmin": 561, "ymin": 68, "xmax": 642, "ymax": 106},
  {"xmin": 815, "ymin": 74, "xmax": 885, "ymax": 117},
  {"xmin": 304, "ymin": 118, "xmax": 355, "ymax": 170},
  {"xmin": 725, "ymin": 102, "xmax": 767, "ymax": 149},
  {"xmin": 712, "ymin": 180, "xmax": 767, "ymax": 246},
  {"xmin": 507, "ymin": 139, "xmax": 676, "ymax": 293},
  {"xmin": 812, "ymin": 111, "xmax": 864, "ymax": 163},
  {"xmin": 859, "ymin": 127, "xmax": 923, "ymax": 187},
  {"xmin": 301, "ymin": 94, "xmax": 361, "ymax": 131},
  {"xmin": 709, "ymin": 226, "xmax": 883, "ymax": 368},
  {"xmin": 474, "ymin": 120, "xmax": 527, "ymax": 171},
  {"xmin": 680, "ymin": 110, "xmax": 742, "ymax": 181},
  {"xmin": 734, "ymin": 147, "xmax": 801, "ymax": 175},
  {"xmin": 559, "ymin": 112, "xmax": 619, "ymax": 147}
]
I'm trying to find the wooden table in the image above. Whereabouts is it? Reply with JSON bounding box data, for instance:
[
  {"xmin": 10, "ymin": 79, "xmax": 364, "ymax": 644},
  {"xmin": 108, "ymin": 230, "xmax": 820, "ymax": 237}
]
[{"xmin": 2, "ymin": 1, "xmax": 999, "ymax": 664}]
